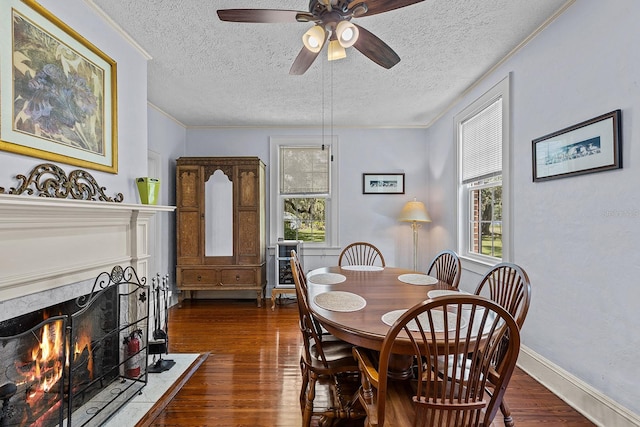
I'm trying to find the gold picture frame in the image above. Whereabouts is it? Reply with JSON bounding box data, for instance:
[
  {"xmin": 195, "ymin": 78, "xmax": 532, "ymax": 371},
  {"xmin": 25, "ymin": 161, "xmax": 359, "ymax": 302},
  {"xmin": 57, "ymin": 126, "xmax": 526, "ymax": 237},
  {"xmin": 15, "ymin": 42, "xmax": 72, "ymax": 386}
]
[{"xmin": 0, "ymin": 0, "xmax": 118, "ymax": 173}]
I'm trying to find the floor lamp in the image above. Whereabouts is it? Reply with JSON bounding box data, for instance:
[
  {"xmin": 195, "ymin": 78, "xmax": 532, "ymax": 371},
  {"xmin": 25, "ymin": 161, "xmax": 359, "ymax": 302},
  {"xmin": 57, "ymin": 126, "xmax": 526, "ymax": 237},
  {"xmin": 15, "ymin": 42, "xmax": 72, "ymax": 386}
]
[{"xmin": 398, "ymin": 199, "xmax": 431, "ymax": 272}]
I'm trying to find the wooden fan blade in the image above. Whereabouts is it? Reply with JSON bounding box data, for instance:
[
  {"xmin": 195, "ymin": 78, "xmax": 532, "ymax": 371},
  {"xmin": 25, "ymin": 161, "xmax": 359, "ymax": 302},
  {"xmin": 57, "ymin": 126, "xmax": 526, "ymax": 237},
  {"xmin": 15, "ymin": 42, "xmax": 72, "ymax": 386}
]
[
  {"xmin": 217, "ymin": 9, "xmax": 308, "ymax": 23},
  {"xmin": 290, "ymin": 47, "xmax": 321, "ymax": 75},
  {"xmin": 352, "ymin": 24, "xmax": 400, "ymax": 69},
  {"xmin": 349, "ymin": 0, "xmax": 424, "ymax": 17}
]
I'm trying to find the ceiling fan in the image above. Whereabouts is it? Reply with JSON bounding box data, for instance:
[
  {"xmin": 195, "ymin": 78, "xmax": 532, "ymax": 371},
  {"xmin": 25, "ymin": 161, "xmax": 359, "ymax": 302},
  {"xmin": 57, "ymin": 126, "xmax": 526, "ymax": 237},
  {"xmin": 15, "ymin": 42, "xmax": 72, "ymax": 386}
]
[{"xmin": 217, "ymin": 0, "xmax": 424, "ymax": 75}]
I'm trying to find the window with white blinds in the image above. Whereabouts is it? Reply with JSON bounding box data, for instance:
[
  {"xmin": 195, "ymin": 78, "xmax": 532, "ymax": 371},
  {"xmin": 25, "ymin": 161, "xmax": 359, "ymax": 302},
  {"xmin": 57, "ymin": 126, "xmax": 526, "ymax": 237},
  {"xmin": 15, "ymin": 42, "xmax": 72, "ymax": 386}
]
[
  {"xmin": 461, "ymin": 98, "xmax": 502, "ymax": 184},
  {"xmin": 456, "ymin": 75, "xmax": 510, "ymax": 267},
  {"xmin": 279, "ymin": 146, "xmax": 330, "ymax": 194}
]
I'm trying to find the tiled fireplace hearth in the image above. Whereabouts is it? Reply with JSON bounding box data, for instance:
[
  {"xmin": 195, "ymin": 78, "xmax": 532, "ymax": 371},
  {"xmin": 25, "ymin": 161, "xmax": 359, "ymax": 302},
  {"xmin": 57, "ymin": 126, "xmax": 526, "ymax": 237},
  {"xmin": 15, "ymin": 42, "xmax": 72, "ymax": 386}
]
[{"xmin": 0, "ymin": 194, "xmax": 174, "ymax": 425}]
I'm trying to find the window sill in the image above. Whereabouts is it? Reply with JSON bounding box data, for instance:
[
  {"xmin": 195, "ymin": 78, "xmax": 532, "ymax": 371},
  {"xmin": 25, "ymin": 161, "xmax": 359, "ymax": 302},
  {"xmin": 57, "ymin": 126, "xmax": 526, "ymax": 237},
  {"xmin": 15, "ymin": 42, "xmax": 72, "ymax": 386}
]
[{"xmin": 460, "ymin": 255, "xmax": 499, "ymax": 276}]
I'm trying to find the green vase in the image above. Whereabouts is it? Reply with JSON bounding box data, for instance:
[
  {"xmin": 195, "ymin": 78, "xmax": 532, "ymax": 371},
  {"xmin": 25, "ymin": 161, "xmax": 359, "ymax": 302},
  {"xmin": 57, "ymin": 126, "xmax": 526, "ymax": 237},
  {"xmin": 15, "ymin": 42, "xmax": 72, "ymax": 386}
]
[{"xmin": 136, "ymin": 177, "xmax": 160, "ymax": 205}]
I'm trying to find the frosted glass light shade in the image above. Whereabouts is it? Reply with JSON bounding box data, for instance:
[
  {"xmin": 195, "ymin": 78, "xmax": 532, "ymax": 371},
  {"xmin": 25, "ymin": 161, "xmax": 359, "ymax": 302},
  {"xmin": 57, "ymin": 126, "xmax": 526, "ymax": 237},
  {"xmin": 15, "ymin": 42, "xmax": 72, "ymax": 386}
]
[
  {"xmin": 302, "ymin": 25, "xmax": 326, "ymax": 53},
  {"xmin": 336, "ymin": 21, "xmax": 359, "ymax": 48},
  {"xmin": 327, "ymin": 39, "xmax": 346, "ymax": 61},
  {"xmin": 398, "ymin": 200, "xmax": 431, "ymax": 223}
]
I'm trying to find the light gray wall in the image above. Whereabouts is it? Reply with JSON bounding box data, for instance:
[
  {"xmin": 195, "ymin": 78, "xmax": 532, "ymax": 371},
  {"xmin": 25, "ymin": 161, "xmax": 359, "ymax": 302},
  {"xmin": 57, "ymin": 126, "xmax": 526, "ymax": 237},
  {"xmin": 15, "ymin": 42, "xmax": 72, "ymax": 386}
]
[
  {"xmin": 0, "ymin": 0, "xmax": 148, "ymax": 202},
  {"xmin": 147, "ymin": 106, "xmax": 187, "ymax": 285},
  {"xmin": 186, "ymin": 127, "xmax": 429, "ymax": 281},
  {"xmin": 426, "ymin": 0, "xmax": 640, "ymax": 414}
]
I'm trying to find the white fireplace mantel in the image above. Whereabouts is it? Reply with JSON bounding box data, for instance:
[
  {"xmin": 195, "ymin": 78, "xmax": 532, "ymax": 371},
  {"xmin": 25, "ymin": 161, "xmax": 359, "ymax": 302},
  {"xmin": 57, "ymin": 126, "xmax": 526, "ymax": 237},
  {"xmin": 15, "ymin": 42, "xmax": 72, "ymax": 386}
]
[{"xmin": 0, "ymin": 194, "xmax": 175, "ymax": 304}]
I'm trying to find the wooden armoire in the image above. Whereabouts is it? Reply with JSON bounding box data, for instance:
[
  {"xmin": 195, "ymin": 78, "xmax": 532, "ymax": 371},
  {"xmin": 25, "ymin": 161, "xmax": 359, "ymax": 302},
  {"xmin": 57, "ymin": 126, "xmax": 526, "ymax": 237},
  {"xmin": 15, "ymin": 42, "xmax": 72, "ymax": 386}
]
[{"xmin": 176, "ymin": 157, "xmax": 266, "ymax": 306}]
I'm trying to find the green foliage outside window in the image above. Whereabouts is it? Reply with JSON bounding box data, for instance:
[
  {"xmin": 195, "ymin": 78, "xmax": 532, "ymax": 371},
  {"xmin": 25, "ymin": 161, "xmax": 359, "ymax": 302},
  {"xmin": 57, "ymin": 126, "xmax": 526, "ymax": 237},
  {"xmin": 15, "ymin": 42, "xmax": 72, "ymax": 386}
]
[
  {"xmin": 472, "ymin": 180, "xmax": 502, "ymax": 258},
  {"xmin": 283, "ymin": 198, "xmax": 325, "ymax": 242}
]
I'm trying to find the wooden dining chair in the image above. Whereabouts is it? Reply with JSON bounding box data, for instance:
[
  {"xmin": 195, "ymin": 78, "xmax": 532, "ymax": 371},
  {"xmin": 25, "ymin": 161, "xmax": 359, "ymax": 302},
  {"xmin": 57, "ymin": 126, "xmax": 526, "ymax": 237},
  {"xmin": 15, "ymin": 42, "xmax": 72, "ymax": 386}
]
[
  {"xmin": 473, "ymin": 262, "xmax": 531, "ymax": 427},
  {"xmin": 352, "ymin": 294, "xmax": 521, "ymax": 427},
  {"xmin": 290, "ymin": 251, "xmax": 365, "ymax": 426},
  {"xmin": 291, "ymin": 250, "xmax": 333, "ymax": 340},
  {"xmin": 426, "ymin": 249, "xmax": 462, "ymax": 289},
  {"xmin": 338, "ymin": 242, "xmax": 386, "ymax": 267}
]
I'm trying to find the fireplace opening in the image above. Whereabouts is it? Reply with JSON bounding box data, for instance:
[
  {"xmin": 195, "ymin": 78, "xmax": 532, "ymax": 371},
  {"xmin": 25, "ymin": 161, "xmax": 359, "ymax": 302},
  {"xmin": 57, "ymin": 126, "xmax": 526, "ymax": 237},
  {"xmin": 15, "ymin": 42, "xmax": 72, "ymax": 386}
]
[{"xmin": 0, "ymin": 266, "xmax": 149, "ymax": 427}]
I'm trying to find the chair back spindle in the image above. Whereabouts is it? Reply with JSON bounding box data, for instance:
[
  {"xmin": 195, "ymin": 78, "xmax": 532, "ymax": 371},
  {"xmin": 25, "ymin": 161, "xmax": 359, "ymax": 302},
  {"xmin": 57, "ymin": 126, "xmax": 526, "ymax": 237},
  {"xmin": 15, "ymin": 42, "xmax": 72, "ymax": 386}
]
[
  {"xmin": 339, "ymin": 242, "xmax": 386, "ymax": 267},
  {"xmin": 426, "ymin": 250, "xmax": 461, "ymax": 289}
]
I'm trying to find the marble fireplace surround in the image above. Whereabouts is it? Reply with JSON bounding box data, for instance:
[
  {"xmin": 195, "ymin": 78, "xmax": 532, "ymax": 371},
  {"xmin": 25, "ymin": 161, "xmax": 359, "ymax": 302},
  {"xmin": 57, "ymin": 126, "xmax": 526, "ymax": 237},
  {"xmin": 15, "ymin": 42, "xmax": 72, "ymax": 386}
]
[{"xmin": 0, "ymin": 194, "xmax": 174, "ymax": 321}]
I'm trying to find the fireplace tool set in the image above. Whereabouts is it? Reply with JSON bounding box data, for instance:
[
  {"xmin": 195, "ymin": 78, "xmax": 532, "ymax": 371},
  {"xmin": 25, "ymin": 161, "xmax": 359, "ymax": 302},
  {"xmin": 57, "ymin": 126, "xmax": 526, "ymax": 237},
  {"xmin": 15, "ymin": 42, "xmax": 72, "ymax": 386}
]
[{"xmin": 148, "ymin": 273, "xmax": 175, "ymax": 373}]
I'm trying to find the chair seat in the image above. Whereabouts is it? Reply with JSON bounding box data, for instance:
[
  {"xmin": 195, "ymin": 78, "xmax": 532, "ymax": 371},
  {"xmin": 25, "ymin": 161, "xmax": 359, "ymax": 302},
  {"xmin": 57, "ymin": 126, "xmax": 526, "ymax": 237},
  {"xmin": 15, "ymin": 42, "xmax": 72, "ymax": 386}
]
[
  {"xmin": 309, "ymin": 337, "xmax": 355, "ymax": 363},
  {"xmin": 362, "ymin": 378, "xmax": 498, "ymax": 427},
  {"xmin": 434, "ymin": 354, "xmax": 479, "ymax": 383}
]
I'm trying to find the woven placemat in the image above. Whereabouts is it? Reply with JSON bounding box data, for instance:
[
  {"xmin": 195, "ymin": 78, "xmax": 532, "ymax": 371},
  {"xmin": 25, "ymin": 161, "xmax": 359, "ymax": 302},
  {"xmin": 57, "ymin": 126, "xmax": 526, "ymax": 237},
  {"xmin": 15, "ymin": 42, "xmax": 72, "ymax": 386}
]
[
  {"xmin": 341, "ymin": 265, "xmax": 384, "ymax": 271},
  {"xmin": 381, "ymin": 309, "xmax": 459, "ymax": 332},
  {"xmin": 398, "ymin": 273, "xmax": 439, "ymax": 285},
  {"xmin": 427, "ymin": 290, "xmax": 469, "ymax": 298},
  {"xmin": 314, "ymin": 291, "xmax": 367, "ymax": 312},
  {"xmin": 307, "ymin": 273, "xmax": 347, "ymax": 285}
]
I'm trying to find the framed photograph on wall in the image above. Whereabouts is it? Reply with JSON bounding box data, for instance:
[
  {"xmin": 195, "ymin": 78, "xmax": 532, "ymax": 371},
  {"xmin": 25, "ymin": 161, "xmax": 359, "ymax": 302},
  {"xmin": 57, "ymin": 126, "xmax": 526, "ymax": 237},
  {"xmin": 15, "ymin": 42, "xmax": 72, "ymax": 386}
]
[
  {"xmin": 362, "ymin": 173, "xmax": 405, "ymax": 194},
  {"xmin": 532, "ymin": 110, "xmax": 621, "ymax": 182},
  {"xmin": 0, "ymin": 0, "xmax": 118, "ymax": 173}
]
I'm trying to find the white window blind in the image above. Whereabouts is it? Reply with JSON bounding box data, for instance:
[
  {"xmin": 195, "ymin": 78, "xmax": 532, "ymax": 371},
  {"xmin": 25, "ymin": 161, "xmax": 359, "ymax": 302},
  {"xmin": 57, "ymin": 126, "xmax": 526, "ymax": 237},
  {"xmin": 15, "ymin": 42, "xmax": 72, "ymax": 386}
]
[
  {"xmin": 461, "ymin": 98, "xmax": 502, "ymax": 184},
  {"xmin": 280, "ymin": 146, "xmax": 330, "ymax": 194}
]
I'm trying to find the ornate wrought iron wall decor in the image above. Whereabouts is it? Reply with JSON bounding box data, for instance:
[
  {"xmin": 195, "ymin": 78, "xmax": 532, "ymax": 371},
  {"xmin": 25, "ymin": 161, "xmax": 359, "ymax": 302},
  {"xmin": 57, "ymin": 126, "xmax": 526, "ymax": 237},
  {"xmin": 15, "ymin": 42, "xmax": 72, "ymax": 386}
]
[{"xmin": 0, "ymin": 163, "xmax": 123, "ymax": 202}]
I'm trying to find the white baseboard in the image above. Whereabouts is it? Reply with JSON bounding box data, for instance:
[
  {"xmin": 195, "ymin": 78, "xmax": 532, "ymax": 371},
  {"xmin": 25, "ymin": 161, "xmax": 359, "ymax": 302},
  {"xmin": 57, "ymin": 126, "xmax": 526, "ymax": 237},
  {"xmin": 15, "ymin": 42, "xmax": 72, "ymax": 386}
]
[{"xmin": 518, "ymin": 345, "xmax": 640, "ymax": 427}]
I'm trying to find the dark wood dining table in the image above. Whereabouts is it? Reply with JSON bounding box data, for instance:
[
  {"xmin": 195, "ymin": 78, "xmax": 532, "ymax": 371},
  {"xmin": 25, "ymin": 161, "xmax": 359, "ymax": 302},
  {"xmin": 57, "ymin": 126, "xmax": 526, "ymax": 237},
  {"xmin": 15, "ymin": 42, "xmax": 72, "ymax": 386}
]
[{"xmin": 307, "ymin": 265, "xmax": 455, "ymax": 356}]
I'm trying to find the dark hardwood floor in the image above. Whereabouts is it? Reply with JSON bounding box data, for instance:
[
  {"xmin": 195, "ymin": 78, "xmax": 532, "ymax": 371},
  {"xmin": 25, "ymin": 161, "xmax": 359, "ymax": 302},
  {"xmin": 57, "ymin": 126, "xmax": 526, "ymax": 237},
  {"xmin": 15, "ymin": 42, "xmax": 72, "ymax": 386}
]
[{"xmin": 147, "ymin": 299, "xmax": 594, "ymax": 426}]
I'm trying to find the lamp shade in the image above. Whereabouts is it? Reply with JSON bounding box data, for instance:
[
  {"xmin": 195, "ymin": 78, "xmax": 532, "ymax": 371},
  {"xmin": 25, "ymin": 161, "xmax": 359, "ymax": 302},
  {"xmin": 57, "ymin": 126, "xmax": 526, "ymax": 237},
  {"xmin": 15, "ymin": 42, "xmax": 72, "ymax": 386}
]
[
  {"xmin": 336, "ymin": 21, "xmax": 359, "ymax": 48},
  {"xmin": 302, "ymin": 25, "xmax": 326, "ymax": 53},
  {"xmin": 327, "ymin": 39, "xmax": 346, "ymax": 61},
  {"xmin": 398, "ymin": 199, "xmax": 431, "ymax": 223}
]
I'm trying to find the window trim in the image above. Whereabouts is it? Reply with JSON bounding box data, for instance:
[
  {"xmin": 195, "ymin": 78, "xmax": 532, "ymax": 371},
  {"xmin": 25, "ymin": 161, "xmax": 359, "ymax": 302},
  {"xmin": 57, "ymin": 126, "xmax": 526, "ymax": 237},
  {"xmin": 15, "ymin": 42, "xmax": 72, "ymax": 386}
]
[
  {"xmin": 269, "ymin": 136, "xmax": 339, "ymax": 249},
  {"xmin": 455, "ymin": 75, "xmax": 511, "ymax": 272}
]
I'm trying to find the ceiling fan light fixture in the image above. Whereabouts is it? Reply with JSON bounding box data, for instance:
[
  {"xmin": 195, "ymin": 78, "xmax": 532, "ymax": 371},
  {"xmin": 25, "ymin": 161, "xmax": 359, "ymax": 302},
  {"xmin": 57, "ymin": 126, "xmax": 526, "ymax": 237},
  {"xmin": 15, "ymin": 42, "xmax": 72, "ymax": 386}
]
[
  {"xmin": 327, "ymin": 39, "xmax": 346, "ymax": 61},
  {"xmin": 351, "ymin": 4, "xmax": 368, "ymax": 17},
  {"xmin": 302, "ymin": 25, "xmax": 326, "ymax": 53},
  {"xmin": 336, "ymin": 21, "xmax": 359, "ymax": 48}
]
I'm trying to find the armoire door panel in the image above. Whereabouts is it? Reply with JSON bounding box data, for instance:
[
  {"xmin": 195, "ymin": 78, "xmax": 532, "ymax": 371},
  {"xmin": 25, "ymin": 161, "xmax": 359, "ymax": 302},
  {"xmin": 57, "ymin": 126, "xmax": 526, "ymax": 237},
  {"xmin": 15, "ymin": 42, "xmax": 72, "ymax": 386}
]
[
  {"xmin": 238, "ymin": 169, "xmax": 257, "ymax": 207},
  {"xmin": 178, "ymin": 210, "xmax": 201, "ymax": 261},
  {"xmin": 238, "ymin": 210, "xmax": 258, "ymax": 258},
  {"xmin": 178, "ymin": 167, "xmax": 199, "ymax": 208}
]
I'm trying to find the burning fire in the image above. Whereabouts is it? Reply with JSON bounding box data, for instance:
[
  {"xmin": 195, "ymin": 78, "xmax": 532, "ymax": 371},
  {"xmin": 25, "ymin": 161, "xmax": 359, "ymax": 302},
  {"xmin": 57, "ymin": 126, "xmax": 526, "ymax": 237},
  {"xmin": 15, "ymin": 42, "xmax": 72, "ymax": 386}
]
[
  {"xmin": 74, "ymin": 330, "xmax": 94, "ymax": 378},
  {"xmin": 18, "ymin": 316, "xmax": 94, "ymax": 400},
  {"xmin": 29, "ymin": 320, "xmax": 65, "ymax": 396}
]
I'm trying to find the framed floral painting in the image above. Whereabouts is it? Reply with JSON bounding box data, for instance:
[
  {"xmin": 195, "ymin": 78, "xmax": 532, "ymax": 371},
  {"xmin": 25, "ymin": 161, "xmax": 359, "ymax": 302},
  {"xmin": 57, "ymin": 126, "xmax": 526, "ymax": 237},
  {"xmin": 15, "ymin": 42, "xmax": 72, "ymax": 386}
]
[{"xmin": 0, "ymin": 0, "xmax": 118, "ymax": 173}]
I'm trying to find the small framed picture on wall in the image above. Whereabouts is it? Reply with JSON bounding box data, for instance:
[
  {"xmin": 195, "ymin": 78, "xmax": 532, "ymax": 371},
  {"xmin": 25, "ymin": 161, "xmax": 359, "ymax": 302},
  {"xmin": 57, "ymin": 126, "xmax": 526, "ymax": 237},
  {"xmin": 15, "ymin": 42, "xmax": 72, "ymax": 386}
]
[{"xmin": 362, "ymin": 173, "xmax": 405, "ymax": 194}]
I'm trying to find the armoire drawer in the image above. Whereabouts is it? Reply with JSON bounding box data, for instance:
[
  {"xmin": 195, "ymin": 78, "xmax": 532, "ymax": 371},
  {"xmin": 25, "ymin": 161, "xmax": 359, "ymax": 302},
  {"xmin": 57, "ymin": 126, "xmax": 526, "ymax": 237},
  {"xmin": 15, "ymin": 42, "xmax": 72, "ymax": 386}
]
[
  {"xmin": 220, "ymin": 269, "xmax": 256, "ymax": 286},
  {"xmin": 180, "ymin": 269, "xmax": 218, "ymax": 285}
]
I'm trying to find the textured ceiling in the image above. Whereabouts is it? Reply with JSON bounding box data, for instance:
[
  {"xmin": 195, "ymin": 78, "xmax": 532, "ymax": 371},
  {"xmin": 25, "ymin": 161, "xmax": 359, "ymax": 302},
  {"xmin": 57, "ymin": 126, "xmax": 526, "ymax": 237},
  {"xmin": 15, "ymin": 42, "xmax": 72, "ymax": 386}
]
[{"xmin": 87, "ymin": 0, "xmax": 571, "ymax": 128}]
